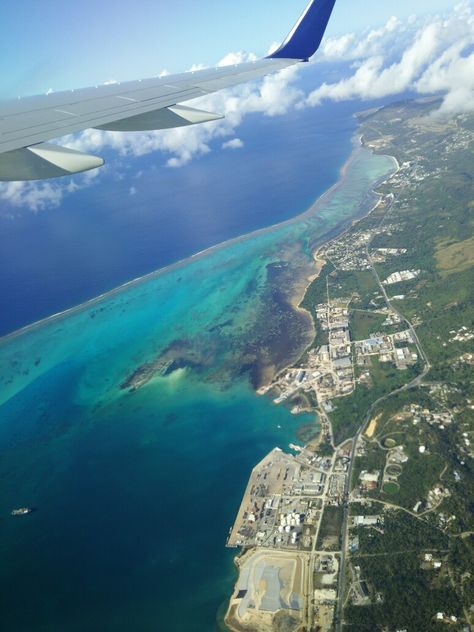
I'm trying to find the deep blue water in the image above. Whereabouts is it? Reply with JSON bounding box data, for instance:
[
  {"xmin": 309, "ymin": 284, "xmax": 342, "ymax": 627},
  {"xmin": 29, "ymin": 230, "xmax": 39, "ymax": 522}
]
[
  {"xmin": 0, "ymin": 370, "xmax": 310, "ymax": 632},
  {"xmin": 0, "ymin": 56, "xmax": 409, "ymax": 632},
  {"xmin": 0, "ymin": 65, "xmax": 363, "ymax": 335},
  {"xmin": 0, "ymin": 145, "xmax": 395, "ymax": 632}
]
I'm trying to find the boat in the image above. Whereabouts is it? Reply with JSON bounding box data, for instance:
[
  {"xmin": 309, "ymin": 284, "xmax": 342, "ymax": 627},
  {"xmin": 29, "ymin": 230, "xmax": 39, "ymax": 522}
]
[{"xmin": 11, "ymin": 507, "xmax": 32, "ymax": 516}]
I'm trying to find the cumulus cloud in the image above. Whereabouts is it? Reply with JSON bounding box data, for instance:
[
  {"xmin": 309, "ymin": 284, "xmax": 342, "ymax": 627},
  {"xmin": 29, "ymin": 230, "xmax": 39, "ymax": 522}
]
[
  {"xmin": 0, "ymin": 51, "xmax": 302, "ymax": 212},
  {"xmin": 218, "ymin": 51, "xmax": 258, "ymax": 67},
  {"xmin": 62, "ymin": 56, "xmax": 302, "ymax": 169},
  {"xmin": 2, "ymin": 2, "xmax": 473, "ymax": 214},
  {"xmin": 306, "ymin": 1, "xmax": 474, "ymax": 114},
  {"xmin": 416, "ymin": 39, "xmax": 474, "ymax": 115},
  {"xmin": 320, "ymin": 15, "xmax": 406, "ymax": 62},
  {"xmin": 57, "ymin": 1, "xmax": 474, "ymax": 178},
  {"xmin": 0, "ymin": 168, "xmax": 100, "ymax": 213},
  {"xmin": 222, "ymin": 138, "xmax": 244, "ymax": 150},
  {"xmin": 0, "ymin": 181, "xmax": 64, "ymax": 212}
]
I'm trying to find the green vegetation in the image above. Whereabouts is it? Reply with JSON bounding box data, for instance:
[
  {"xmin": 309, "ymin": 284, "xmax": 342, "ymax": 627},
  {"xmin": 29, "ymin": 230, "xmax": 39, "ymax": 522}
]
[
  {"xmin": 355, "ymin": 510, "xmax": 449, "ymax": 553},
  {"xmin": 346, "ymin": 553, "xmax": 461, "ymax": 631},
  {"xmin": 298, "ymin": 100, "xmax": 474, "ymax": 625},
  {"xmin": 336, "ymin": 102, "xmax": 474, "ymax": 624},
  {"xmin": 317, "ymin": 506, "xmax": 344, "ymax": 550},
  {"xmin": 369, "ymin": 409, "xmax": 449, "ymax": 510},
  {"xmin": 351, "ymin": 441, "xmax": 386, "ymax": 492},
  {"xmin": 316, "ymin": 438, "xmax": 334, "ymax": 457},
  {"xmin": 382, "ymin": 482, "xmax": 399, "ymax": 495},
  {"xmin": 329, "ymin": 270, "xmax": 381, "ymax": 310},
  {"xmin": 300, "ymin": 260, "xmax": 334, "ymax": 350},
  {"xmin": 450, "ymin": 536, "xmax": 474, "ymax": 608},
  {"xmin": 435, "ymin": 235, "xmax": 474, "ymax": 277},
  {"xmin": 349, "ymin": 310, "xmax": 387, "ymax": 341},
  {"xmin": 330, "ymin": 358, "xmax": 420, "ymax": 444}
]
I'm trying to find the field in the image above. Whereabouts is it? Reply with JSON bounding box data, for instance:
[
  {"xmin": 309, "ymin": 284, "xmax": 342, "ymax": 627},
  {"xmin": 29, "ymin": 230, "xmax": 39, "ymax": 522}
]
[
  {"xmin": 317, "ymin": 506, "xmax": 344, "ymax": 550},
  {"xmin": 436, "ymin": 236, "xmax": 474, "ymax": 277},
  {"xmin": 350, "ymin": 310, "xmax": 387, "ymax": 341}
]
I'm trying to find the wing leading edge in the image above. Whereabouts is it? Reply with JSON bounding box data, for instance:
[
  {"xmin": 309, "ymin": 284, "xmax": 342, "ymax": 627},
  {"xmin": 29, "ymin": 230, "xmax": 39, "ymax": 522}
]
[{"xmin": 0, "ymin": 0, "xmax": 336, "ymax": 181}]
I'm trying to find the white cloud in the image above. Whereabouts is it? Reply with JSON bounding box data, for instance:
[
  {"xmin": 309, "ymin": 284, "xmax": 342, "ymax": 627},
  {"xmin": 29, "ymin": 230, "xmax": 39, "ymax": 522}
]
[
  {"xmin": 129, "ymin": 186, "xmax": 137, "ymax": 196},
  {"xmin": 187, "ymin": 63, "xmax": 208, "ymax": 73},
  {"xmin": 320, "ymin": 15, "xmax": 407, "ymax": 62},
  {"xmin": 416, "ymin": 40, "xmax": 474, "ymax": 115},
  {"xmin": 3, "ymin": 3, "xmax": 473, "ymax": 214},
  {"xmin": 306, "ymin": 2, "xmax": 474, "ymax": 114},
  {"xmin": 61, "ymin": 2, "xmax": 474, "ymax": 181},
  {"xmin": 0, "ymin": 181, "xmax": 64, "ymax": 212},
  {"xmin": 222, "ymin": 138, "xmax": 244, "ymax": 150},
  {"xmin": 218, "ymin": 51, "xmax": 258, "ymax": 67},
  {"xmin": 266, "ymin": 42, "xmax": 281, "ymax": 57},
  {"xmin": 0, "ymin": 168, "xmax": 100, "ymax": 213},
  {"xmin": 62, "ymin": 60, "xmax": 302, "ymax": 169}
]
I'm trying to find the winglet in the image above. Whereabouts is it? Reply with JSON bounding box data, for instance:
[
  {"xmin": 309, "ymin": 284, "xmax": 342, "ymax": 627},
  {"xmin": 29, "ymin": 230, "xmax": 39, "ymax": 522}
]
[{"xmin": 268, "ymin": 0, "xmax": 336, "ymax": 61}]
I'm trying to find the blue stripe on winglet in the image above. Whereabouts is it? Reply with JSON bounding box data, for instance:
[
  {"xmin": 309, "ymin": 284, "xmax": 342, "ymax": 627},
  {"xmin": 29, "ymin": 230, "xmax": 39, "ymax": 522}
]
[{"xmin": 268, "ymin": 0, "xmax": 337, "ymax": 61}]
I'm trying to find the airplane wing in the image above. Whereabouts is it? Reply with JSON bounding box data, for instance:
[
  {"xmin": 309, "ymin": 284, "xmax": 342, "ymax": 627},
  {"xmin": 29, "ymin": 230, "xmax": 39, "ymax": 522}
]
[{"xmin": 0, "ymin": 0, "xmax": 336, "ymax": 181}]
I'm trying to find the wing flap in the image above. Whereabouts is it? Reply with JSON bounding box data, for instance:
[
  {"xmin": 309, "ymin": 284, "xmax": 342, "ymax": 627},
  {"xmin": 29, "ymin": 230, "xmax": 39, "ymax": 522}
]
[
  {"xmin": 95, "ymin": 105, "xmax": 223, "ymax": 132},
  {"xmin": 0, "ymin": 143, "xmax": 104, "ymax": 181},
  {"xmin": 0, "ymin": 59, "xmax": 293, "ymax": 156}
]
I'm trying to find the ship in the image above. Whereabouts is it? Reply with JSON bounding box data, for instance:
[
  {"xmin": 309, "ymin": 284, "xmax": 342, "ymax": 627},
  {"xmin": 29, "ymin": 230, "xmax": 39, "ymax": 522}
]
[{"xmin": 11, "ymin": 507, "xmax": 32, "ymax": 516}]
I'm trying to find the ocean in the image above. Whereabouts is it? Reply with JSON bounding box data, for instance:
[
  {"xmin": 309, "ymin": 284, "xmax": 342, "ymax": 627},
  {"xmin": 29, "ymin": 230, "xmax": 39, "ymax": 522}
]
[
  {"xmin": 0, "ymin": 85, "xmax": 359, "ymax": 336},
  {"xmin": 0, "ymin": 120, "xmax": 395, "ymax": 631}
]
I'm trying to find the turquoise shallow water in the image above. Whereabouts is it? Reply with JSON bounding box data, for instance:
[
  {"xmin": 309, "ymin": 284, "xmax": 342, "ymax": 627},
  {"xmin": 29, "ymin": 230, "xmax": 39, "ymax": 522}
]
[{"xmin": 0, "ymin": 147, "xmax": 394, "ymax": 631}]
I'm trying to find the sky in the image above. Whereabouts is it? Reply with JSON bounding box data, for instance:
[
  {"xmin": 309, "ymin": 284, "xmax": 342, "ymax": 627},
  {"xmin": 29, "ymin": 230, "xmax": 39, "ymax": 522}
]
[
  {"xmin": 0, "ymin": 0, "xmax": 459, "ymax": 98},
  {"xmin": 1, "ymin": 0, "xmax": 473, "ymax": 213}
]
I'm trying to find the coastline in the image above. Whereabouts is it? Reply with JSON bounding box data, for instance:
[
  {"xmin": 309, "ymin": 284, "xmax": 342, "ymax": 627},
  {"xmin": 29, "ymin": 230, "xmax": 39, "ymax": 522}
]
[
  {"xmin": 223, "ymin": 148, "xmax": 398, "ymax": 632},
  {"xmin": 307, "ymin": 150, "xmax": 399, "ymax": 269},
  {"xmin": 0, "ymin": 137, "xmax": 365, "ymax": 347},
  {"xmin": 225, "ymin": 146, "xmax": 399, "ymax": 624},
  {"xmin": 0, "ymin": 124, "xmax": 399, "ymax": 632},
  {"xmin": 261, "ymin": 149, "xmax": 398, "ymax": 390}
]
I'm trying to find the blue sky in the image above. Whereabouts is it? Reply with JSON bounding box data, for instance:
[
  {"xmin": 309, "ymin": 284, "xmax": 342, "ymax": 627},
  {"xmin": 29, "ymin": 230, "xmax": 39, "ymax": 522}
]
[{"xmin": 0, "ymin": 0, "xmax": 457, "ymax": 98}]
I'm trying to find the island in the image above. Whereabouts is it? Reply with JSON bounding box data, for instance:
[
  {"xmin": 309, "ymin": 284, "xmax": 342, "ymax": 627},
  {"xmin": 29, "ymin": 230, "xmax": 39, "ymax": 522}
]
[{"xmin": 225, "ymin": 99, "xmax": 474, "ymax": 632}]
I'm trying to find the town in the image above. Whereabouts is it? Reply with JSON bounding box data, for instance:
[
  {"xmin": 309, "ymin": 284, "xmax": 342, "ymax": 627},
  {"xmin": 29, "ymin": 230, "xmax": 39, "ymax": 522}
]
[{"xmin": 225, "ymin": 100, "xmax": 474, "ymax": 632}]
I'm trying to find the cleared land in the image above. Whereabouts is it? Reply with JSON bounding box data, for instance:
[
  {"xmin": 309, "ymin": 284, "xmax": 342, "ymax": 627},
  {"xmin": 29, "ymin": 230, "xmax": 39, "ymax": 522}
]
[
  {"xmin": 225, "ymin": 549, "xmax": 308, "ymax": 632},
  {"xmin": 435, "ymin": 236, "xmax": 474, "ymax": 277}
]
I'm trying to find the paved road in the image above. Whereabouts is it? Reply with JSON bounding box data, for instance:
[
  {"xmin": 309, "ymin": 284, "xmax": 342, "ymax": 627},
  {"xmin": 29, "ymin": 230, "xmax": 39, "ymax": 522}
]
[{"xmin": 334, "ymin": 242, "xmax": 432, "ymax": 631}]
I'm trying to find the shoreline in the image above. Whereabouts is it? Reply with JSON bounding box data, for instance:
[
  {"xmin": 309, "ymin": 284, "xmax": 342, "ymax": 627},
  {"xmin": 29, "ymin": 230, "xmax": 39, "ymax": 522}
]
[
  {"xmin": 223, "ymin": 148, "xmax": 398, "ymax": 632},
  {"xmin": 0, "ymin": 137, "xmax": 365, "ymax": 347},
  {"xmin": 260, "ymin": 149, "xmax": 398, "ymax": 391}
]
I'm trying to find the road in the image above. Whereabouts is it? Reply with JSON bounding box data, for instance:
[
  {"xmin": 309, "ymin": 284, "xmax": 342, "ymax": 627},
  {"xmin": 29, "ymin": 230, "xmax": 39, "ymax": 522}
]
[
  {"xmin": 305, "ymin": 449, "xmax": 338, "ymax": 631},
  {"xmin": 334, "ymin": 237, "xmax": 432, "ymax": 631}
]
